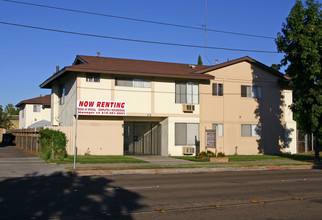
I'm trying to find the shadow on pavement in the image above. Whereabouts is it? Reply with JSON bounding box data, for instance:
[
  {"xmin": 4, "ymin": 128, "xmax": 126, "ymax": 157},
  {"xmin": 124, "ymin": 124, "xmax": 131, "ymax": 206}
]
[{"xmin": 0, "ymin": 173, "xmax": 143, "ymax": 219}]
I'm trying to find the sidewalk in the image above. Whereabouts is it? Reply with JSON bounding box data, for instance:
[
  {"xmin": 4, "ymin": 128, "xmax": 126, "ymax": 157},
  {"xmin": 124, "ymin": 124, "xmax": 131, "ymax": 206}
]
[{"xmin": 60, "ymin": 155, "xmax": 322, "ymax": 176}]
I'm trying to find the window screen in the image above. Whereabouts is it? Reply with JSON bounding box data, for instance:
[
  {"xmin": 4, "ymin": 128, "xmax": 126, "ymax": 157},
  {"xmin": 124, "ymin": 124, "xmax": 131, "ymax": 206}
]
[
  {"xmin": 175, "ymin": 123, "xmax": 187, "ymax": 145},
  {"xmin": 212, "ymin": 83, "xmax": 223, "ymax": 96},
  {"xmin": 175, "ymin": 123, "xmax": 199, "ymax": 145},
  {"xmin": 86, "ymin": 73, "xmax": 100, "ymax": 82},
  {"xmin": 242, "ymin": 124, "xmax": 261, "ymax": 137},
  {"xmin": 175, "ymin": 82, "xmax": 198, "ymax": 104},
  {"xmin": 212, "ymin": 123, "xmax": 223, "ymax": 136},
  {"xmin": 33, "ymin": 105, "xmax": 41, "ymax": 112}
]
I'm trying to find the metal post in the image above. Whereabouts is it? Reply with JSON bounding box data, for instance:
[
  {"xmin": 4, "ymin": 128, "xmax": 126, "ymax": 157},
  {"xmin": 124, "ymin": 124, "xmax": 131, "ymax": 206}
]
[
  {"xmin": 74, "ymin": 107, "xmax": 79, "ymax": 169},
  {"xmin": 52, "ymin": 141, "xmax": 54, "ymax": 160}
]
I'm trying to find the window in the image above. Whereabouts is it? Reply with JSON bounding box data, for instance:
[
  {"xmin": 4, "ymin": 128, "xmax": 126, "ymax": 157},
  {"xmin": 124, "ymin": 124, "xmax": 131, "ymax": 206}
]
[
  {"xmin": 86, "ymin": 73, "xmax": 100, "ymax": 82},
  {"xmin": 241, "ymin": 86, "xmax": 262, "ymax": 98},
  {"xmin": 21, "ymin": 107, "xmax": 24, "ymax": 118},
  {"xmin": 33, "ymin": 105, "xmax": 41, "ymax": 112},
  {"xmin": 241, "ymin": 124, "xmax": 261, "ymax": 137},
  {"xmin": 212, "ymin": 83, "xmax": 223, "ymax": 96},
  {"xmin": 175, "ymin": 123, "xmax": 199, "ymax": 145},
  {"xmin": 175, "ymin": 82, "xmax": 199, "ymax": 104},
  {"xmin": 212, "ymin": 123, "xmax": 223, "ymax": 136},
  {"xmin": 115, "ymin": 78, "xmax": 151, "ymax": 88},
  {"xmin": 59, "ymin": 85, "xmax": 65, "ymax": 105}
]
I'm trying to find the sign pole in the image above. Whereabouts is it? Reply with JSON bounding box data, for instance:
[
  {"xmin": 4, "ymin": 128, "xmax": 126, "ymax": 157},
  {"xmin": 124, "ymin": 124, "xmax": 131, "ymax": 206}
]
[{"xmin": 73, "ymin": 107, "xmax": 79, "ymax": 170}]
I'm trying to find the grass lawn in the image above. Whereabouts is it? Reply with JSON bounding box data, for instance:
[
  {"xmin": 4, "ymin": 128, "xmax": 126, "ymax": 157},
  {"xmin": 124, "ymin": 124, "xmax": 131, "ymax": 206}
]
[
  {"xmin": 50, "ymin": 155, "xmax": 148, "ymax": 164},
  {"xmin": 172, "ymin": 153, "xmax": 322, "ymax": 163},
  {"xmin": 67, "ymin": 161, "xmax": 313, "ymax": 171}
]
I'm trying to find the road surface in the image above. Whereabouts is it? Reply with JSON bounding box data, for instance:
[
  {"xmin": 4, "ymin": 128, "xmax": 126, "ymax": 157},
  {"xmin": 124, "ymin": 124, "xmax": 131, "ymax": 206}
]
[{"xmin": 0, "ymin": 169, "xmax": 321, "ymax": 219}]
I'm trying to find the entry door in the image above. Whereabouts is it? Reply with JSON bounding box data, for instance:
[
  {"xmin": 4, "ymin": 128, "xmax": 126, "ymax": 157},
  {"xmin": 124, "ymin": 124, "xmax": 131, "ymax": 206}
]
[{"xmin": 124, "ymin": 122, "xmax": 161, "ymax": 155}]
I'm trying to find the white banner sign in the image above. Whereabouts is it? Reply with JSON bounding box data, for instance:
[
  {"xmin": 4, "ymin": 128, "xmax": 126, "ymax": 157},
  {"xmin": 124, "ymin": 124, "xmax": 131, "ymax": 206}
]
[{"xmin": 77, "ymin": 100, "xmax": 126, "ymax": 116}]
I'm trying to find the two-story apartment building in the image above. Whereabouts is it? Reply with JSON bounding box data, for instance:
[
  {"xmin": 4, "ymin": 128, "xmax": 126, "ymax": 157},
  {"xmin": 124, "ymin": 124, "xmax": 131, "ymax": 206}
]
[
  {"xmin": 40, "ymin": 55, "xmax": 213, "ymax": 156},
  {"xmin": 198, "ymin": 57, "xmax": 297, "ymax": 155},
  {"xmin": 16, "ymin": 95, "xmax": 51, "ymax": 129},
  {"xmin": 39, "ymin": 55, "xmax": 297, "ymax": 156}
]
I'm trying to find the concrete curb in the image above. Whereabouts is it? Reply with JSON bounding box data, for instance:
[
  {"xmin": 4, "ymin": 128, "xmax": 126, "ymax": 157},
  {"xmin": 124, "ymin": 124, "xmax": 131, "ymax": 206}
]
[{"xmin": 73, "ymin": 165, "xmax": 322, "ymax": 176}]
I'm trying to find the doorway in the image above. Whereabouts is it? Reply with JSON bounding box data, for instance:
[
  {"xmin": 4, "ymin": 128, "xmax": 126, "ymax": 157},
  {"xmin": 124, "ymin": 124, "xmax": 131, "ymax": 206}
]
[{"xmin": 124, "ymin": 121, "xmax": 161, "ymax": 155}]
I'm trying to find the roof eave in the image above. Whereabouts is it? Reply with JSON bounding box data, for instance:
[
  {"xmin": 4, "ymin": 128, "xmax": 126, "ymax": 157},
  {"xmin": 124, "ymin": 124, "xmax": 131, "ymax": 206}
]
[
  {"xmin": 39, "ymin": 67, "xmax": 67, "ymax": 88},
  {"xmin": 66, "ymin": 67, "xmax": 214, "ymax": 80}
]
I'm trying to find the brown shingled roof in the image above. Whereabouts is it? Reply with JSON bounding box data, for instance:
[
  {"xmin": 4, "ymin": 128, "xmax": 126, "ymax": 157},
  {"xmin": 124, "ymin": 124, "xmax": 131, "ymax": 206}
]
[
  {"xmin": 16, "ymin": 95, "xmax": 51, "ymax": 107},
  {"xmin": 195, "ymin": 56, "xmax": 288, "ymax": 80},
  {"xmin": 40, "ymin": 55, "xmax": 213, "ymax": 88}
]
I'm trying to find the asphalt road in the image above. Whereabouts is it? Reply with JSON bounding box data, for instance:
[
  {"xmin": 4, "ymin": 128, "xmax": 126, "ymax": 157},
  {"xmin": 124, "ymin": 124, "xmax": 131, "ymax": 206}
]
[{"xmin": 1, "ymin": 169, "xmax": 321, "ymax": 219}]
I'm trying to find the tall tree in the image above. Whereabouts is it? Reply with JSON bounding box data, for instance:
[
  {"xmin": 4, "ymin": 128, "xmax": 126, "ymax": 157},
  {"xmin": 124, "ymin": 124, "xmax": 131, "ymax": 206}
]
[
  {"xmin": 197, "ymin": 55, "xmax": 203, "ymax": 65},
  {"xmin": 276, "ymin": 0, "xmax": 321, "ymax": 161},
  {"xmin": 0, "ymin": 105, "xmax": 14, "ymax": 129},
  {"xmin": 5, "ymin": 104, "xmax": 19, "ymax": 115}
]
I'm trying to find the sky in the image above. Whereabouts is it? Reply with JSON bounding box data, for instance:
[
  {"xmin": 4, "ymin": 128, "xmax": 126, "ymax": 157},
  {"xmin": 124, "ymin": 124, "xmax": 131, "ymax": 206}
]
[{"xmin": 0, "ymin": 0, "xmax": 307, "ymax": 107}]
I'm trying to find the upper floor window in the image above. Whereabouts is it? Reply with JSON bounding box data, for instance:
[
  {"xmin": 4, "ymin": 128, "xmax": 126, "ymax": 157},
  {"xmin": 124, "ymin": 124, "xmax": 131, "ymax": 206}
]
[
  {"xmin": 115, "ymin": 78, "xmax": 151, "ymax": 88},
  {"xmin": 59, "ymin": 85, "xmax": 65, "ymax": 105},
  {"xmin": 33, "ymin": 105, "xmax": 41, "ymax": 112},
  {"xmin": 241, "ymin": 124, "xmax": 261, "ymax": 137},
  {"xmin": 241, "ymin": 85, "xmax": 262, "ymax": 98},
  {"xmin": 86, "ymin": 73, "xmax": 100, "ymax": 82},
  {"xmin": 212, "ymin": 83, "xmax": 223, "ymax": 96},
  {"xmin": 175, "ymin": 82, "xmax": 199, "ymax": 104}
]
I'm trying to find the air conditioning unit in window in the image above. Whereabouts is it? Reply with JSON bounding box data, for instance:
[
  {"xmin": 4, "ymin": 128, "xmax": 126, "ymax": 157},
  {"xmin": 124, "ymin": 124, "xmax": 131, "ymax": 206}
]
[
  {"xmin": 182, "ymin": 146, "xmax": 195, "ymax": 155},
  {"xmin": 182, "ymin": 104, "xmax": 195, "ymax": 112}
]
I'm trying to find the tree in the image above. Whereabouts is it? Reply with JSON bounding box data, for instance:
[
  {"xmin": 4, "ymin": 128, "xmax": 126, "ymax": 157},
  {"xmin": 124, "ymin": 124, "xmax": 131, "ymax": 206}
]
[
  {"xmin": 5, "ymin": 104, "xmax": 19, "ymax": 115},
  {"xmin": 197, "ymin": 55, "xmax": 203, "ymax": 65},
  {"xmin": 0, "ymin": 105, "xmax": 14, "ymax": 129},
  {"xmin": 270, "ymin": 64, "xmax": 282, "ymax": 71},
  {"xmin": 276, "ymin": 0, "xmax": 321, "ymax": 161}
]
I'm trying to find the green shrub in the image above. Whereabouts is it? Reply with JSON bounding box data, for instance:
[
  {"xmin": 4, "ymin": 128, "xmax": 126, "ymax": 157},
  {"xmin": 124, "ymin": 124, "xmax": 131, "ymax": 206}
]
[{"xmin": 38, "ymin": 128, "xmax": 67, "ymax": 161}]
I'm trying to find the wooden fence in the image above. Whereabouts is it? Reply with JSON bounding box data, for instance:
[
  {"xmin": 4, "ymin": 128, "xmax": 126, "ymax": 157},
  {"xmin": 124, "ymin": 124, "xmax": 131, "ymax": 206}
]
[
  {"xmin": 5, "ymin": 126, "xmax": 74, "ymax": 155},
  {"xmin": 7, "ymin": 128, "xmax": 42, "ymax": 153}
]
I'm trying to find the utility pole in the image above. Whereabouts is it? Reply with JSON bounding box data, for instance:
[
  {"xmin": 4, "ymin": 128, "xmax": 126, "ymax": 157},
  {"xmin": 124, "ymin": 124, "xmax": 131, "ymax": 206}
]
[{"xmin": 205, "ymin": 0, "xmax": 207, "ymax": 65}]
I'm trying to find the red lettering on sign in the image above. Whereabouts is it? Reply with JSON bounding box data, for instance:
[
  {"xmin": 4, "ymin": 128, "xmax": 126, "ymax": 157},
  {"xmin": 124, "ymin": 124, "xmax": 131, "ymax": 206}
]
[
  {"xmin": 121, "ymin": 103, "xmax": 125, "ymax": 108},
  {"xmin": 97, "ymin": 102, "xmax": 101, "ymax": 107},
  {"xmin": 79, "ymin": 101, "xmax": 84, "ymax": 107}
]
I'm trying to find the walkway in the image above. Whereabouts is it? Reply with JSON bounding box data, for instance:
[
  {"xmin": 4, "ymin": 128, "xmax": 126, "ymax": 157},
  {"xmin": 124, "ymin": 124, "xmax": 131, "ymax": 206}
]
[{"xmin": 0, "ymin": 145, "xmax": 69, "ymax": 178}]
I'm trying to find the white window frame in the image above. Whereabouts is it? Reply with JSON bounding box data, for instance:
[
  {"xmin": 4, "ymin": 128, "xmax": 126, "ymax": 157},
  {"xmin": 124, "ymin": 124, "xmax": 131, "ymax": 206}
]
[
  {"xmin": 212, "ymin": 123, "xmax": 223, "ymax": 136},
  {"xmin": 33, "ymin": 104, "xmax": 41, "ymax": 113},
  {"xmin": 115, "ymin": 78, "xmax": 151, "ymax": 88},
  {"xmin": 60, "ymin": 85, "xmax": 65, "ymax": 105},
  {"xmin": 241, "ymin": 85, "xmax": 262, "ymax": 98},
  {"xmin": 86, "ymin": 73, "xmax": 100, "ymax": 82},
  {"xmin": 241, "ymin": 124, "xmax": 261, "ymax": 137},
  {"xmin": 212, "ymin": 83, "xmax": 223, "ymax": 96},
  {"xmin": 175, "ymin": 123, "xmax": 199, "ymax": 146},
  {"xmin": 175, "ymin": 82, "xmax": 199, "ymax": 104}
]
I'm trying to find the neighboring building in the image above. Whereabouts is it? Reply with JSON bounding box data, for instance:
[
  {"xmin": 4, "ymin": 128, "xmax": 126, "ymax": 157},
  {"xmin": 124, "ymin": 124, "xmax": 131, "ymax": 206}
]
[
  {"xmin": 40, "ymin": 55, "xmax": 213, "ymax": 156},
  {"xmin": 10, "ymin": 115, "xmax": 19, "ymax": 129},
  {"xmin": 39, "ymin": 55, "xmax": 297, "ymax": 156},
  {"xmin": 198, "ymin": 57, "xmax": 297, "ymax": 154},
  {"xmin": 16, "ymin": 95, "xmax": 51, "ymax": 129}
]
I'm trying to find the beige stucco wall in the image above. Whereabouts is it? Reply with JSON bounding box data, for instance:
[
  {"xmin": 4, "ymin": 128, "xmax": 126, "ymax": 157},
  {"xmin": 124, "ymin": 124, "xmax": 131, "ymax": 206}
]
[
  {"xmin": 77, "ymin": 118, "xmax": 123, "ymax": 155},
  {"xmin": 167, "ymin": 116, "xmax": 199, "ymax": 156},
  {"xmin": 19, "ymin": 104, "xmax": 51, "ymax": 129},
  {"xmin": 281, "ymin": 89, "xmax": 297, "ymax": 154},
  {"xmin": 200, "ymin": 61, "xmax": 296, "ymax": 155}
]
